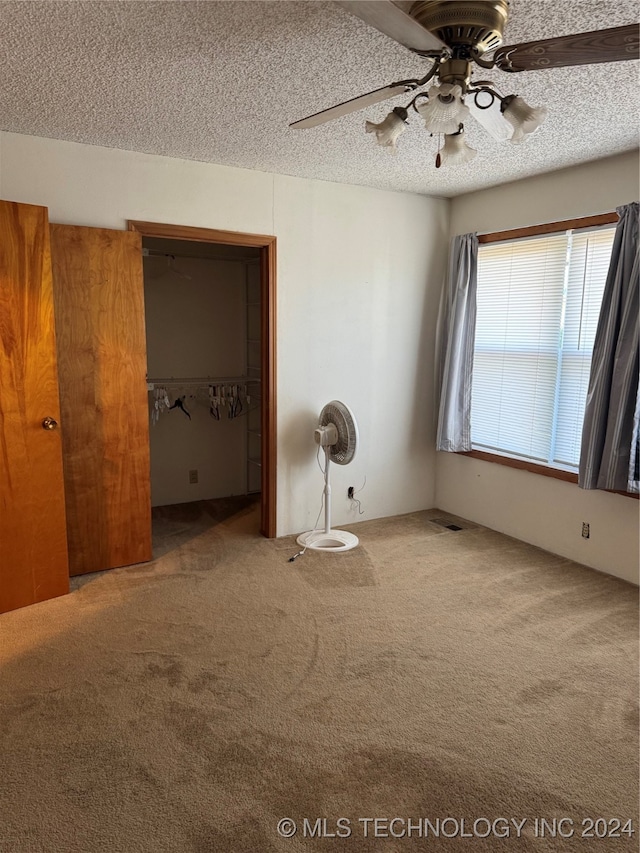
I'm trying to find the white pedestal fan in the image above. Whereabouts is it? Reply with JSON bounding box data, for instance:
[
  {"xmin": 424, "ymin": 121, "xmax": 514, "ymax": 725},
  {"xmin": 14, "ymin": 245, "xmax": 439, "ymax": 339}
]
[{"xmin": 297, "ymin": 400, "xmax": 359, "ymax": 552}]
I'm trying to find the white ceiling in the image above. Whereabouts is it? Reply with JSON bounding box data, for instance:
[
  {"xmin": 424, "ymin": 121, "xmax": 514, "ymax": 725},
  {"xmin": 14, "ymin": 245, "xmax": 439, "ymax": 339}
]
[{"xmin": 1, "ymin": 1, "xmax": 638, "ymax": 198}]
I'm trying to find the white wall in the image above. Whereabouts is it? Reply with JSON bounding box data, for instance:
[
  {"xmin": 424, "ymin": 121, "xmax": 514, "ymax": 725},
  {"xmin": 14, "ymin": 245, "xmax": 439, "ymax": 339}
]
[
  {"xmin": 438, "ymin": 151, "xmax": 640, "ymax": 584},
  {"xmin": 274, "ymin": 175, "xmax": 448, "ymax": 535},
  {"xmin": 144, "ymin": 254, "xmax": 249, "ymax": 506},
  {"xmin": 0, "ymin": 131, "xmax": 449, "ymax": 536}
]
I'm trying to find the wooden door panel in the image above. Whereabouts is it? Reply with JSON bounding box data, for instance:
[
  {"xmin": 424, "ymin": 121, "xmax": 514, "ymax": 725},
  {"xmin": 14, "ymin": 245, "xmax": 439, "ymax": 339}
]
[
  {"xmin": 0, "ymin": 201, "xmax": 69, "ymax": 612},
  {"xmin": 50, "ymin": 225, "xmax": 151, "ymax": 575}
]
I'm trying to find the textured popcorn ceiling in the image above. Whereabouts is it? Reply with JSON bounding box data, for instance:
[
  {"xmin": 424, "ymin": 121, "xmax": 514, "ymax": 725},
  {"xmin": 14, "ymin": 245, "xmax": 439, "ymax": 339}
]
[{"xmin": 1, "ymin": 0, "xmax": 638, "ymax": 197}]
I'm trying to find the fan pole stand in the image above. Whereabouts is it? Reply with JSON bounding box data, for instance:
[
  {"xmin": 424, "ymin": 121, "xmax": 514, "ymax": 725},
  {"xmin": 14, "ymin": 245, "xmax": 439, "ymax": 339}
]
[{"xmin": 297, "ymin": 447, "xmax": 359, "ymax": 552}]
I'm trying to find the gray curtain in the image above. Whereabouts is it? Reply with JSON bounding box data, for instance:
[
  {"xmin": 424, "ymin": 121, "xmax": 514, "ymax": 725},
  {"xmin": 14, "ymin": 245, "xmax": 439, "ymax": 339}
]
[
  {"xmin": 579, "ymin": 202, "xmax": 639, "ymax": 492},
  {"xmin": 629, "ymin": 384, "xmax": 640, "ymax": 493},
  {"xmin": 436, "ymin": 233, "xmax": 478, "ymax": 452}
]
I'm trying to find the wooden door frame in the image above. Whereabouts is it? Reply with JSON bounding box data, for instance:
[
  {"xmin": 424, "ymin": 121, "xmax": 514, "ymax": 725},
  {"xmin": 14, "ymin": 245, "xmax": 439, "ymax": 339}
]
[{"xmin": 128, "ymin": 220, "xmax": 277, "ymax": 538}]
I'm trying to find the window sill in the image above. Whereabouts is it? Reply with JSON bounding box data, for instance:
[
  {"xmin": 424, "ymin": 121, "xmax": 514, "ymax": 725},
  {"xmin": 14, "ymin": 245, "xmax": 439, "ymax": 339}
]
[
  {"xmin": 455, "ymin": 449, "xmax": 638, "ymax": 499},
  {"xmin": 458, "ymin": 449, "xmax": 577, "ymax": 482}
]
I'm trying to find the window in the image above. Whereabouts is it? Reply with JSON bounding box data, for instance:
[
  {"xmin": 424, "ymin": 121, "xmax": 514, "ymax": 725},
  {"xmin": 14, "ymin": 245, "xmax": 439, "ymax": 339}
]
[{"xmin": 471, "ymin": 222, "xmax": 616, "ymax": 471}]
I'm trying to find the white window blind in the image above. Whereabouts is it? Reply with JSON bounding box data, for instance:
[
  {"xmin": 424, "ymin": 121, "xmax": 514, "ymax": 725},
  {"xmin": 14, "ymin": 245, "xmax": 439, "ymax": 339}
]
[{"xmin": 471, "ymin": 225, "xmax": 615, "ymax": 469}]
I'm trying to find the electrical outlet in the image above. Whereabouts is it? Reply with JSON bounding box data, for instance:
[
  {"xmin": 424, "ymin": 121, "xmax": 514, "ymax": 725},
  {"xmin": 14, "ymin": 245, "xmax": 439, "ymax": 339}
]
[
  {"xmin": 189, "ymin": 469, "xmax": 198, "ymax": 484},
  {"xmin": 347, "ymin": 486, "xmax": 355, "ymax": 499},
  {"xmin": 582, "ymin": 522, "xmax": 590, "ymax": 539}
]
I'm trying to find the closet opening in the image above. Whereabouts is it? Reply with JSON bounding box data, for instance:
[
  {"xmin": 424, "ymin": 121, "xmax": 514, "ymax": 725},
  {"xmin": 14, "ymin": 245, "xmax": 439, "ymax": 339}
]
[{"xmin": 128, "ymin": 221, "xmax": 276, "ymax": 541}]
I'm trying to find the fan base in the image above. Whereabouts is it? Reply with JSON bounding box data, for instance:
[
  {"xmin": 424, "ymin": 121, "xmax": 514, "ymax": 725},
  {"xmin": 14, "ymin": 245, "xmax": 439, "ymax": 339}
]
[{"xmin": 296, "ymin": 529, "xmax": 359, "ymax": 552}]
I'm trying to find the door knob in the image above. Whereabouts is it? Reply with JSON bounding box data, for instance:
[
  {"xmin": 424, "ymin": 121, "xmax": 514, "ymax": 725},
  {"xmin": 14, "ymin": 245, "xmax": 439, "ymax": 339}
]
[{"xmin": 42, "ymin": 417, "xmax": 58, "ymax": 430}]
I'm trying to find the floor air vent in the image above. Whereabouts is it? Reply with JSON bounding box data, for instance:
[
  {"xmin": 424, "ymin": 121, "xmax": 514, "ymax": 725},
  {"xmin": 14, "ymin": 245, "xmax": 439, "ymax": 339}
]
[{"xmin": 430, "ymin": 517, "xmax": 468, "ymax": 531}]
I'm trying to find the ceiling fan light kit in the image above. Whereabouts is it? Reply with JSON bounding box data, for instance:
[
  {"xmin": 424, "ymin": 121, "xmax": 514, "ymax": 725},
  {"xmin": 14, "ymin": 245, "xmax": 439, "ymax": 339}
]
[
  {"xmin": 365, "ymin": 106, "xmax": 409, "ymax": 148},
  {"xmin": 415, "ymin": 83, "xmax": 470, "ymax": 135},
  {"xmin": 291, "ymin": 0, "xmax": 639, "ymax": 169},
  {"xmin": 500, "ymin": 94, "xmax": 548, "ymax": 143},
  {"xmin": 438, "ymin": 126, "xmax": 477, "ymax": 166}
]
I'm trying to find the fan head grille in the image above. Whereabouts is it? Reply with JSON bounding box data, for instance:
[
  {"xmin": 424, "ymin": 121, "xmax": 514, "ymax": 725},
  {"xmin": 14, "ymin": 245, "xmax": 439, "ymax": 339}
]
[{"xmin": 319, "ymin": 401, "xmax": 358, "ymax": 465}]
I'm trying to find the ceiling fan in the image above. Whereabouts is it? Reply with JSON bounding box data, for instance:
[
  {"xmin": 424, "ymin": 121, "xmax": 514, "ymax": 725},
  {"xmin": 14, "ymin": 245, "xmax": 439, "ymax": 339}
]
[{"xmin": 290, "ymin": 1, "xmax": 640, "ymax": 166}]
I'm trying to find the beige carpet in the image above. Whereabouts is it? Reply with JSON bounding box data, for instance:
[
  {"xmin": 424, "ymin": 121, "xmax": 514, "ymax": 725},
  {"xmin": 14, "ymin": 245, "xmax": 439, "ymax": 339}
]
[{"xmin": 0, "ymin": 500, "xmax": 637, "ymax": 852}]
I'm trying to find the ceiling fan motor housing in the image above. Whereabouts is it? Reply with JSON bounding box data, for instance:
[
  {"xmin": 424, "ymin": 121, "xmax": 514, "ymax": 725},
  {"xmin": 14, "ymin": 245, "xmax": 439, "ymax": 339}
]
[{"xmin": 409, "ymin": 0, "xmax": 510, "ymax": 56}]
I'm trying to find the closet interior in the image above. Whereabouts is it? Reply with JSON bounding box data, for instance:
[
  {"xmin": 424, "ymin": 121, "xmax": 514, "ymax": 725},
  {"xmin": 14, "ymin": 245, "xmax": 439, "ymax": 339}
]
[{"xmin": 142, "ymin": 237, "xmax": 262, "ymax": 530}]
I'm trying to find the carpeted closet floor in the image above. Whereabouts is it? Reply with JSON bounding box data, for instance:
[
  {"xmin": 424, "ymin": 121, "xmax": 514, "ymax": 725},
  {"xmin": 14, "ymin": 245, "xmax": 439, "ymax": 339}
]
[{"xmin": 0, "ymin": 500, "xmax": 637, "ymax": 852}]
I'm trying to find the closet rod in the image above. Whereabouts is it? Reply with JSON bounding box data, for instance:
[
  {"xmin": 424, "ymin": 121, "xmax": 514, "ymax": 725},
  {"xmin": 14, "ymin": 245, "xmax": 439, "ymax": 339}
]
[{"xmin": 147, "ymin": 376, "xmax": 261, "ymax": 386}]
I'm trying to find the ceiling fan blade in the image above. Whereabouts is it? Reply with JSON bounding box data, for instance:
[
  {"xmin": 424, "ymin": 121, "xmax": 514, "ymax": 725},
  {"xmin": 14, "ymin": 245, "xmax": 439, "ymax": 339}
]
[
  {"xmin": 494, "ymin": 24, "xmax": 639, "ymax": 72},
  {"xmin": 337, "ymin": 1, "xmax": 446, "ymax": 53},
  {"xmin": 467, "ymin": 96, "xmax": 512, "ymax": 142},
  {"xmin": 290, "ymin": 82, "xmax": 415, "ymax": 129}
]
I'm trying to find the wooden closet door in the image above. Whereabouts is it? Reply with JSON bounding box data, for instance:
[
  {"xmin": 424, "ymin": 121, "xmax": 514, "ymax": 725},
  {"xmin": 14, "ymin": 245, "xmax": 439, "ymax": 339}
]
[
  {"xmin": 0, "ymin": 200, "xmax": 70, "ymax": 613},
  {"xmin": 50, "ymin": 225, "xmax": 152, "ymax": 576}
]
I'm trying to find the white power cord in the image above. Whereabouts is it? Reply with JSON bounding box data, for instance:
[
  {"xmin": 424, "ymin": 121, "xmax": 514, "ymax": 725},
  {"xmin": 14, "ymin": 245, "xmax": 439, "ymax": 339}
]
[
  {"xmin": 349, "ymin": 475, "xmax": 366, "ymax": 515},
  {"xmin": 289, "ymin": 448, "xmax": 326, "ymax": 562}
]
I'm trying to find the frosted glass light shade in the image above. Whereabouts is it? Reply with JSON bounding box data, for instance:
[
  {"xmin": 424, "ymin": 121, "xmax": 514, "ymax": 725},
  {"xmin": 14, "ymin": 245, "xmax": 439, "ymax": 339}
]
[
  {"xmin": 502, "ymin": 95, "xmax": 547, "ymax": 143},
  {"xmin": 439, "ymin": 128, "xmax": 477, "ymax": 165},
  {"xmin": 365, "ymin": 107, "xmax": 408, "ymax": 149},
  {"xmin": 416, "ymin": 83, "xmax": 469, "ymax": 135}
]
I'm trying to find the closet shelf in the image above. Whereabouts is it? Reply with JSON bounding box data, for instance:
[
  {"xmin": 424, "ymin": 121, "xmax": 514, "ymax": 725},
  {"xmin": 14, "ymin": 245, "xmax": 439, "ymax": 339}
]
[{"xmin": 147, "ymin": 375, "xmax": 260, "ymax": 387}]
